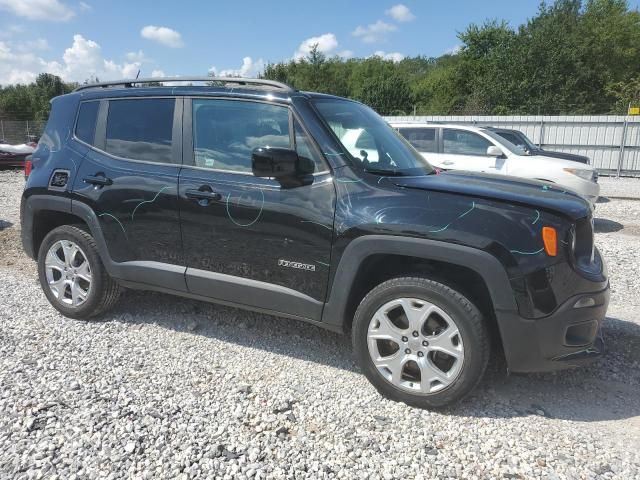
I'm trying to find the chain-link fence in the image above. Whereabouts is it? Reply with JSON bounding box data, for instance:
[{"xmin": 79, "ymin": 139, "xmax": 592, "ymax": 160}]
[{"xmin": 0, "ymin": 120, "xmax": 46, "ymax": 144}]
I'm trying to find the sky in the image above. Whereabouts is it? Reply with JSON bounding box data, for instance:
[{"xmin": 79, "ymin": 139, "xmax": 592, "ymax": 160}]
[{"xmin": 1, "ymin": 0, "xmax": 639, "ymax": 86}]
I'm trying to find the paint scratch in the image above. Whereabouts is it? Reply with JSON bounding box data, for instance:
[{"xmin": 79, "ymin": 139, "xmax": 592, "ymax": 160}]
[
  {"xmin": 131, "ymin": 186, "xmax": 171, "ymax": 220},
  {"xmin": 316, "ymin": 261, "xmax": 330, "ymax": 267}
]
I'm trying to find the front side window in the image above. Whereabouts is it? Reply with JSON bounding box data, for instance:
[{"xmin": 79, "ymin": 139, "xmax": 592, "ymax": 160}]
[
  {"xmin": 313, "ymin": 99, "xmax": 434, "ymax": 176},
  {"xmin": 398, "ymin": 127, "xmax": 437, "ymax": 153},
  {"xmin": 443, "ymin": 129, "xmax": 492, "ymax": 156},
  {"xmin": 105, "ymin": 98, "xmax": 175, "ymax": 163},
  {"xmin": 193, "ymin": 99, "xmax": 290, "ymax": 173},
  {"xmin": 75, "ymin": 101, "xmax": 99, "ymax": 145}
]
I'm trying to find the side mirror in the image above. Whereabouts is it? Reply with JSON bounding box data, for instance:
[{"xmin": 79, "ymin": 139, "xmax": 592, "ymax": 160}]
[
  {"xmin": 252, "ymin": 147, "xmax": 314, "ymax": 181},
  {"xmin": 486, "ymin": 145, "xmax": 504, "ymax": 157}
]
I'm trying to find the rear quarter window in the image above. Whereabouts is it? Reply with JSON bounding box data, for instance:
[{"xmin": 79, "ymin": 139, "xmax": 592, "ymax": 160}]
[{"xmin": 75, "ymin": 101, "xmax": 100, "ymax": 145}]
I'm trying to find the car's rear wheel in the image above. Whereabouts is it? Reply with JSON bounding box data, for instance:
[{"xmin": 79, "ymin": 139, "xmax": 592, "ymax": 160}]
[
  {"xmin": 38, "ymin": 225, "xmax": 120, "ymax": 319},
  {"xmin": 352, "ymin": 277, "xmax": 489, "ymax": 408}
]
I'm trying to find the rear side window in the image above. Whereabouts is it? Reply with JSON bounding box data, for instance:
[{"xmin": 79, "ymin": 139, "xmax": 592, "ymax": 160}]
[
  {"xmin": 399, "ymin": 128, "xmax": 437, "ymax": 153},
  {"xmin": 105, "ymin": 98, "xmax": 175, "ymax": 163},
  {"xmin": 75, "ymin": 101, "xmax": 99, "ymax": 145},
  {"xmin": 192, "ymin": 99, "xmax": 290, "ymax": 173},
  {"xmin": 443, "ymin": 129, "xmax": 492, "ymax": 156}
]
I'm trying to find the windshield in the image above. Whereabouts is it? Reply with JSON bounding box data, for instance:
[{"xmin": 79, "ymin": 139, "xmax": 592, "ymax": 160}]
[
  {"xmin": 482, "ymin": 130, "xmax": 529, "ymax": 156},
  {"xmin": 313, "ymin": 99, "xmax": 435, "ymax": 176},
  {"xmin": 493, "ymin": 130, "xmax": 538, "ymax": 154}
]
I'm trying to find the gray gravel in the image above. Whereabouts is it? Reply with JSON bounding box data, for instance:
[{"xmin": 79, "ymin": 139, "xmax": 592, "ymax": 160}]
[
  {"xmin": 599, "ymin": 176, "xmax": 640, "ymax": 200},
  {"xmin": 1, "ymin": 169, "xmax": 640, "ymax": 479}
]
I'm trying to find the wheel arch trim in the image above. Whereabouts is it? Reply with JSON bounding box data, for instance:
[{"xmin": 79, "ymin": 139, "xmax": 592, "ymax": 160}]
[{"xmin": 321, "ymin": 235, "xmax": 520, "ymax": 350}]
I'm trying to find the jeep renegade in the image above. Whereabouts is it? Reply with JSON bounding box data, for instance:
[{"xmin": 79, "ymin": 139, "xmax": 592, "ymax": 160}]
[{"xmin": 21, "ymin": 77, "xmax": 609, "ymax": 408}]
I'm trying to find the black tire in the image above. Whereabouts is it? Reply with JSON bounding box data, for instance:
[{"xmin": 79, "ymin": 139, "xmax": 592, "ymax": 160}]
[
  {"xmin": 37, "ymin": 225, "xmax": 120, "ymax": 319},
  {"xmin": 352, "ymin": 277, "xmax": 489, "ymax": 409}
]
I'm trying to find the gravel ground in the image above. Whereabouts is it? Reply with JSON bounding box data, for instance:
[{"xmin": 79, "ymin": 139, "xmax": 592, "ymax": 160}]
[
  {"xmin": 598, "ymin": 176, "xmax": 640, "ymax": 200},
  {"xmin": 1, "ymin": 168, "xmax": 639, "ymax": 479}
]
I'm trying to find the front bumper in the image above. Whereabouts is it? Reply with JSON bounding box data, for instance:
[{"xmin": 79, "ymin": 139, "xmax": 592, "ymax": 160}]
[{"xmin": 499, "ymin": 285, "xmax": 609, "ymax": 373}]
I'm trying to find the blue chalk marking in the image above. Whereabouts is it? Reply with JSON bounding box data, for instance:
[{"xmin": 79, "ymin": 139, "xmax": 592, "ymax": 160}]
[
  {"xmin": 131, "ymin": 186, "xmax": 171, "ymax": 220},
  {"xmin": 301, "ymin": 220, "xmax": 332, "ymax": 230},
  {"xmin": 532, "ymin": 210, "xmax": 540, "ymax": 225},
  {"xmin": 226, "ymin": 189, "xmax": 265, "ymax": 227},
  {"xmin": 510, "ymin": 248, "xmax": 544, "ymax": 255},
  {"xmin": 98, "ymin": 213, "xmax": 127, "ymax": 238},
  {"xmin": 336, "ymin": 178, "xmax": 365, "ymax": 184},
  {"xmin": 427, "ymin": 201, "xmax": 476, "ymax": 233}
]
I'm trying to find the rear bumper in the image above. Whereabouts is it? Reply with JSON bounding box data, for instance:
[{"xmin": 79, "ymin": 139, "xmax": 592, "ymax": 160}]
[{"xmin": 499, "ymin": 285, "xmax": 609, "ymax": 373}]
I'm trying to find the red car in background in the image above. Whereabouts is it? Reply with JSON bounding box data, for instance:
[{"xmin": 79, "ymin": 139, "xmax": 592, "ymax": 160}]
[{"xmin": 0, "ymin": 138, "xmax": 37, "ymax": 167}]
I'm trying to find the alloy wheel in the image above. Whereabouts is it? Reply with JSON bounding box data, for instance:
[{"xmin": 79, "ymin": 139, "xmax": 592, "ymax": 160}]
[
  {"xmin": 44, "ymin": 240, "xmax": 92, "ymax": 307},
  {"xmin": 367, "ymin": 297, "xmax": 464, "ymax": 394}
]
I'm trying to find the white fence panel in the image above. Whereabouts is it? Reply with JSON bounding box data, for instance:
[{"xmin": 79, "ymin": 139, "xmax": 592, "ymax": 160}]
[{"xmin": 384, "ymin": 115, "xmax": 640, "ymax": 176}]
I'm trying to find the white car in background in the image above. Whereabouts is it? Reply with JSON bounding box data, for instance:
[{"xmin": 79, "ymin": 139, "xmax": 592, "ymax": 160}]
[{"xmin": 374, "ymin": 123, "xmax": 600, "ymax": 204}]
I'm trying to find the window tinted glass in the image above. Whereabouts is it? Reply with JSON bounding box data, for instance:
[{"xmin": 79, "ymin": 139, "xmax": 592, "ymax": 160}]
[
  {"xmin": 105, "ymin": 98, "xmax": 175, "ymax": 163},
  {"xmin": 398, "ymin": 128, "xmax": 437, "ymax": 152},
  {"xmin": 75, "ymin": 101, "xmax": 99, "ymax": 145},
  {"xmin": 294, "ymin": 119, "xmax": 324, "ymax": 172},
  {"xmin": 193, "ymin": 99, "xmax": 290, "ymax": 173},
  {"xmin": 443, "ymin": 129, "xmax": 492, "ymax": 156},
  {"xmin": 496, "ymin": 132, "xmax": 524, "ymax": 148}
]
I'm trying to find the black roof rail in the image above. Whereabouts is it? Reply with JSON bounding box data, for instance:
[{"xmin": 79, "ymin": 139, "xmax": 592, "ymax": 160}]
[{"xmin": 74, "ymin": 76, "xmax": 295, "ymax": 93}]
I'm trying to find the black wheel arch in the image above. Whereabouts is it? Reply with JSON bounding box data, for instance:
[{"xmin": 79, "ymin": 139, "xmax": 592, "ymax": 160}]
[{"xmin": 321, "ymin": 235, "xmax": 520, "ymax": 364}]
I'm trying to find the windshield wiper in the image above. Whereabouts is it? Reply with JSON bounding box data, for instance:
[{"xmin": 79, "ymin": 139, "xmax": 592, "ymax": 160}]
[{"xmin": 363, "ymin": 167, "xmax": 406, "ymax": 176}]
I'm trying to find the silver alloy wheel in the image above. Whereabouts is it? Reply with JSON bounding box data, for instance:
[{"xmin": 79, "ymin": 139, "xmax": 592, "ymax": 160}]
[
  {"xmin": 367, "ymin": 298, "xmax": 464, "ymax": 394},
  {"xmin": 44, "ymin": 240, "xmax": 92, "ymax": 307}
]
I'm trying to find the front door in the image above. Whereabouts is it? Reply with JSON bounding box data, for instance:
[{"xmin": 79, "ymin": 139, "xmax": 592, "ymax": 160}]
[
  {"xmin": 440, "ymin": 128, "xmax": 501, "ymax": 173},
  {"xmin": 178, "ymin": 98, "xmax": 336, "ymax": 320}
]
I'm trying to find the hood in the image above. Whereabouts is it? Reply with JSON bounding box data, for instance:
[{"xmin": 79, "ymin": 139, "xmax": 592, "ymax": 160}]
[
  {"xmin": 531, "ymin": 149, "xmax": 589, "ymax": 164},
  {"xmin": 391, "ymin": 171, "xmax": 591, "ymax": 221}
]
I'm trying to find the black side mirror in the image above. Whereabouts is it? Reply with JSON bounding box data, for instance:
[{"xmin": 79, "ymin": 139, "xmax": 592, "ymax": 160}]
[
  {"xmin": 252, "ymin": 147, "xmax": 315, "ymax": 187},
  {"xmin": 252, "ymin": 147, "xmax": 298, "ymax": 178}
]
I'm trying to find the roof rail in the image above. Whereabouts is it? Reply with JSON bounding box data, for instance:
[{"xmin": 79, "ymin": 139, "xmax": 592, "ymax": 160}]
[{"xmin": 73, "ymin": 76, "xmax": 294, "ymax": 93}]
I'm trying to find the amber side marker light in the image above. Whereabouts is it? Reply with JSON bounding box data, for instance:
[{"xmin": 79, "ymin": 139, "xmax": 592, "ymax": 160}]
[{"xmin": 542, "ymin": 226, "xmax": 557, "ymax": 256}]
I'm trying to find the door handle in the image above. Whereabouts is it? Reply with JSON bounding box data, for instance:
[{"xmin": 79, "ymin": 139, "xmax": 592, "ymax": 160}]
[
  {"xmin": 442, "ymin": 160, "xmax": 455, "ymax": 165},
  {"xmin": 185, "ymin": 188, "xmax": 222, "ymax": 202},
  {"xmin": 83, "ymin": 174, "xmax": 113, "ymax": 186}
]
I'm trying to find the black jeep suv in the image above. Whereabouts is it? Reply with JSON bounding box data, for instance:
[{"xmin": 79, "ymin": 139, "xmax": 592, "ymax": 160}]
[{"xmin": 21, "ymin": 77, "xmax": 609, "ymax": 408}]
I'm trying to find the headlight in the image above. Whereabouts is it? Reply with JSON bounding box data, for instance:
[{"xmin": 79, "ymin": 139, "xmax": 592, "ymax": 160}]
[{"xmin": 563, "ymin": 168, "xmax": 594, "ymax": 181}]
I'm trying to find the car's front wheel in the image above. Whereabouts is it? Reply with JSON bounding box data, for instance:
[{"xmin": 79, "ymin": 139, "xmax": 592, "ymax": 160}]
[
  {"xmin": 37, "ymin": 225, "xmax": 120, "ymax": 319},
  {"xmin": 352, "ymin": 277, "xmax": 489, "ymax": 408}
]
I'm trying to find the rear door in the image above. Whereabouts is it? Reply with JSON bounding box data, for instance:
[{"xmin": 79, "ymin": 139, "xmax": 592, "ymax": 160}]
[
  {"xmin": 440, "ymin": 128, "xmax": 497, "ymax": 172},
  {"xmin": 72, "ymin": 96, "xmax": 185, "ymax": 288},
  {"xmin": 178, "ymin": 97, "xmax": 335, "ymax": 320},
  {"xmin": 397, "ymin": 126, "xmax": 439, "ymax": 164}
]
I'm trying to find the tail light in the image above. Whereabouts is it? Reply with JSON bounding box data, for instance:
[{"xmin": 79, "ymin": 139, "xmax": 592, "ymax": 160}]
[{"xmin": 24, "ymin": 155, "xmax": 32, "ymax": 178}]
